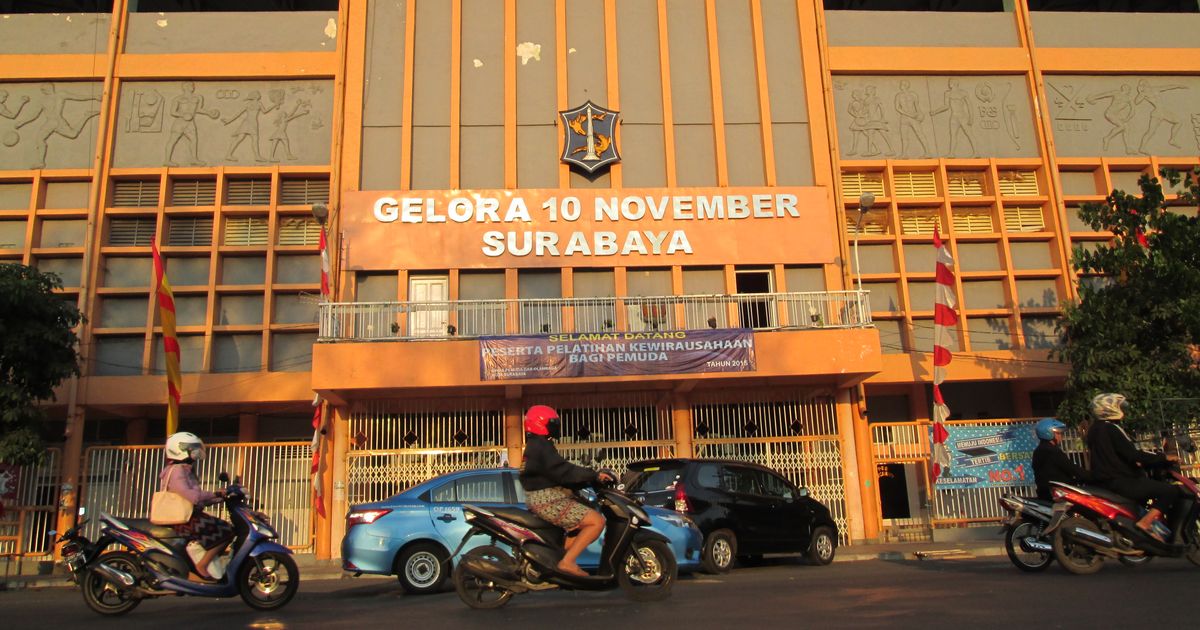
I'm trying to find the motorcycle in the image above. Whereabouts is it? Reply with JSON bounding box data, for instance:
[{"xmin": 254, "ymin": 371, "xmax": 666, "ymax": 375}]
[
  {"xmin": 998, "ymin": 494, "xmax": 1057, "ymax": 572},
  {"xmin": 450, "ymin": 472, "xmax": 677, "ymax": 609},
  {"xmin": 53, "ymin": 472, "xmax": 299, "ymax": 616}
]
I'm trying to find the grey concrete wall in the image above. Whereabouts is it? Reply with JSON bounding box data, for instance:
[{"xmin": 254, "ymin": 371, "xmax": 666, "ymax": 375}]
[
  {"xmin": 113, "ymin": 80, "xmax": 332, "ymax": 168},
  {"xmin": 0, "ymin": 13, "xmax": 110, "ymax": 55},
  {"xmin": 825, "ymin": 11, "xmax": 1019, "ymax": 48},
  {"xmin": 125, "ymin": 12, "xmax": 338, "ymax": 54},
  {"xmin": 1032, "ymin": 13, "xmax": 1200, "ymax": 48},
  {"xmin": 617, "ymin": 0, "xmax": 666, "ymax": 187},
  {"xmin": 361, "ymin": 0, "xmax": 406, "ymax": 190},
  {"xmin": 0, "ymin": 82, "xmax": 103, "ymax": 170},
  {"xmin": 832, "ymin": 75, "xmax": 1038, "ymax": 159},
  {"xmin": 1046, "ymin": 75, "xmax": 1200, "ymax": 158}
]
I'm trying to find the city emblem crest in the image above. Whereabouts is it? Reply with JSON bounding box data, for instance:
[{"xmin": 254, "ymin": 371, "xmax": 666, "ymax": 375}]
[{"xmin": 558, "ymin": 101, "xmax": 620, "ymax": 174}]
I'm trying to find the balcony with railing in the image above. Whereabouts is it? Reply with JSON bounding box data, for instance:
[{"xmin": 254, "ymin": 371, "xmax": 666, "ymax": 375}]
[{"xmin": 318, "ymin": 291, "xmax": 872, "ymax": 342}]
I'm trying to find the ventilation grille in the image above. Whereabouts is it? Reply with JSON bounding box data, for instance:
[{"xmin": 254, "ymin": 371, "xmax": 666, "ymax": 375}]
[
  {"xmin": 899, "ymin": 210, "xmax": 942, "ymax": 236},
  {"xmin": 108, "ymin": 217, "xmax": 156, "ymax": 246},
  {"xmin": 169, "ymin": 179, "xmax": 216, "ymax": 206},
  {"xmin": 947, "ymin": 172, "xmax": 987, "ymax": 197},
  {"xmin": 224, "ymin": 216, "xmax": 269, "ymax": 246},
  {"xmin": 892, "ymin": 172, "xmax": 937, "ymax": 198},
  {"xmin": 167, "ymin": 217, "xmax": 214, "ymax": 246},
  {"xmin": 845, "ymin": 212, "xmax": 888, "ymax": 235},
  {"xmin": 951, "ymin": 210, "xmax": 994, "ymax": 234},
  {"xmin": 225, "ymin": 179, "xmax": 272, "ymax": 206},
  {"xmin": 840, "ymin": 171, "xmax": 885, "ymax": 199},
  {"xmin": 279, "ymin": 178, "xmax": 330, "ymax": 206},
  {"xmin": 278, "ymin": 217, "xmax": 321, "ymax": 246},
  {"xmin": 1004, "ymin": 206, "xmax": 1045, "ymax": 232},
  {"xmin": 998, "ymin": 170, "xmax": 1040, "ymax": 196},
  {"xmin": 111, "ymin": 179, "xmax": 160, "ymax": 208}
]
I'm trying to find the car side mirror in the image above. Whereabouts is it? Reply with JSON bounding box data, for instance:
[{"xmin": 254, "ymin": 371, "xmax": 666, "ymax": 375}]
[{"xmin": 797, "ymin": 487, "xmax": 810, "ymax": 498}]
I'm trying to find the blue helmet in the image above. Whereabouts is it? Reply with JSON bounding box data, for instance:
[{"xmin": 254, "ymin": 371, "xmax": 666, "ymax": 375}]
[{"xmin": 1035, "ymin": 418, "xmax": 1066, "ymax": 441}]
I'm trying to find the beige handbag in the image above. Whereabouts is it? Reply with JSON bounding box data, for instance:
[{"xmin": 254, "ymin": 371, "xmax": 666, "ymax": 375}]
[{"xmin": 150, "ymin": 466, "xmax": 194, "ymax": 525}]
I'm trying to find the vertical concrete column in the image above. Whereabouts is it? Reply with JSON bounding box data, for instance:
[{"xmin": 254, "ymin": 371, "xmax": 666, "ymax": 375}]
[
  {"xmin": 838, "ymin": 387, "xmax": 877, "ymax": 543},
  {"xmin": 56, "ymin": 407, "xmax": 87, "ymax": 545},
  {"xmin": 237, "ymin": 413, "xmax": 258, "ymax": 443},
  {"xmin": 125, "ymin": 418, "xmax": 148, "ymax": 445},
  {"xmin": 1011, "ymin": 382, "xmax": 1035, "ymax": 418},
  {"xmin": 671, "ymin": 393, "xmax": 693, "ymax": 458},
  {"xmin": 324, "ymin": 404, "xmax": 350, "ymax": 559},
  {"xmin": 504, "ymin": 398, "xmax": 524, "ymax": 468}
]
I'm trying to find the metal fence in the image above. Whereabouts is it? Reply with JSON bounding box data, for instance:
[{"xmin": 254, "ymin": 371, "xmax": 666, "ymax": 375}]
[
  {"xmin": 319, "ymin": 291, "xmax": 872, "ymax": 341},
  {"xmin": 0, "ymin": 449, "xmax": 61, "ymax": 561},
  {"xmin": 346, "ymin": 447, "xmax": 510, "ymax": 505},
  {"xmin": 80, "ymin": 443, "xmax": 314, "ymax": 551}
]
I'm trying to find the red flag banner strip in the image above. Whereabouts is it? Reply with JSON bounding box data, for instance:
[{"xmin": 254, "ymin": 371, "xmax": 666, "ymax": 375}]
[
  {"xmin": 310, "ymin": 403, "xmax": 327, "ymax": 519},
  {"xmin": 152, "ymin": 242, "xmax": 182, "ymax": 436},
  {"xmin": 319, "ymin": 227, "xmax": 331, "ymax": 299},
  {"xmin": 930, "ymin": 228, "xmax": 957, "ymax": 481}
]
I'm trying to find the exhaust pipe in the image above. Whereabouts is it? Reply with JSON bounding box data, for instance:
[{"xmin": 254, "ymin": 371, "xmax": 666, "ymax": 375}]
[
  {"xmin": 93, "ymin": 562, "xmax": 137, "ymax": 588},
  {"xmin": 1019, "ymin": 537, "xmax": 1052, "ymax": 553},
  {"xmin": 1066, "ymin": 525, "xmax": 1113, "ymax": 548}
]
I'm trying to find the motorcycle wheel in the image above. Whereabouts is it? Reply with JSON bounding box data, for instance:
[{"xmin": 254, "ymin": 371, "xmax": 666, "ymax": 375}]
[
  {"xmin": 453, "ymin": 545, "xmax": 515, "ymax": 610},
  {"xmin": 238, "ymin": 551, "xmax": 299, "ymax": 611},
  {"xmin": 1183, "ymin": 520, "xmax": 1200, "ymax": 568},
  {"xmin": 618, "ymin": 540, "xmax": 677, "ymax": 602},
  {"xmin": 81, "ymin": 551, "xmax": 142, "ymax": 616},
  {"xmin": 1118, "ymin": 554, "xmax": 1153, "ymax": 567},
  {"xmin": 1004, "ymin": 521, "xmax": 1053, "ymax": 572},
  {"xmin": 1051, "ymin": 516, "xmax": 1106, "ymax": 575}
]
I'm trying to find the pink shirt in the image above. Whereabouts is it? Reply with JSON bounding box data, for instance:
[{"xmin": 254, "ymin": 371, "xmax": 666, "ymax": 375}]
[{"xmin": 159, "ymin": 463, "xmax": 220, "ymax": 506}]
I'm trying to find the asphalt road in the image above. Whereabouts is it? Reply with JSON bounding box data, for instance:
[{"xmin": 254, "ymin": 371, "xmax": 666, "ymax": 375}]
[{"xmin": 3, "ymin": 556, "xmax": 1194, "ymax": 629}]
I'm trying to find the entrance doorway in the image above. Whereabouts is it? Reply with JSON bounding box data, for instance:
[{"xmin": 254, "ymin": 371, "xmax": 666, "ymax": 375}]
[{"xmin": 735, "ymin": 269, "xmax": 775, "ymax": 329}]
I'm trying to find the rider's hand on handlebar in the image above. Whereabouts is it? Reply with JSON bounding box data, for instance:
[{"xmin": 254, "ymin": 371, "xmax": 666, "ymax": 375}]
[
  {"xmin": 597, "ymin": 471, "xmax": 616, "ymax": 485},
  {"xmin": 1166, "ymin": 453, "xmax": 1181, "ymax": 462}
]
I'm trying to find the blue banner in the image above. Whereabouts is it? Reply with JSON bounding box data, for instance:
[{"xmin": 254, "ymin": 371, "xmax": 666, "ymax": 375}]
[
  {"xmin": 933, "ymin": 422, "xmax": 1038, "ymax": 489},
  {"xmin": 479, "ymin": 329, "xmax": 756, "ymax": 381}
]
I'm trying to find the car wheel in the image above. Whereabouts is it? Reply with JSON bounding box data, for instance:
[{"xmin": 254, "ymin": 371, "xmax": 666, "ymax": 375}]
[
  {"xmin": 807, "ymin": 526, "xmax": 836, "ymax": 566},
  {"xmin": 396, "ymin": 542, "xmax": 450, "ymax": 594},
  {"xmin": 701, "ymin": 529, "xmax": 737, "ymax": 574}
]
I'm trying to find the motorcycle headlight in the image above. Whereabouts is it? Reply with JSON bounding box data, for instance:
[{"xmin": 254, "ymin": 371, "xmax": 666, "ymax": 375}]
[{"xmin": 250, "ymin": 514, "xmax": 278, "ymax": 538}]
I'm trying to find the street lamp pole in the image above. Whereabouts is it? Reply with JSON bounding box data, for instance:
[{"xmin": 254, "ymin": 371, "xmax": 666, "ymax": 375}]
[{"xmin": 852, "ymin": 192, "xmax": 874, "ymax": 294}]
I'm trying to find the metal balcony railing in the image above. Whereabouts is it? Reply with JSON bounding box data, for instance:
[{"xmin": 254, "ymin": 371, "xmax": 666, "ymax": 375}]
[{"xmin": 318, "ymin": 290, "xmax": 872, "ymax": 342}]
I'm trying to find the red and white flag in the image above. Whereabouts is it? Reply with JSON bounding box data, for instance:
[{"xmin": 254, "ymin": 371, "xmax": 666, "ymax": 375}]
[
  {"xmin": 311, "ymin": 225, "xmax": 332, "ymax": 519},
  {"xmin": 931, "ymin": 227, "xmax": 958, "ymax": 481}
]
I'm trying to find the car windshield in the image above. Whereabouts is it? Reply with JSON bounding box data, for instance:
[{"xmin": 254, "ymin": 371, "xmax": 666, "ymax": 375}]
[{"xmin": 625, "ymin": 465, "xmax": 683, "ymax": 493}]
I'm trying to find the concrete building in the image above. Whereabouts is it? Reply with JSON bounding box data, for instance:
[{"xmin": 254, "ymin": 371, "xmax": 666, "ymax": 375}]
[{"xmin": 1, "ymin": 0, "xmax": 1198, "ymax": 560}]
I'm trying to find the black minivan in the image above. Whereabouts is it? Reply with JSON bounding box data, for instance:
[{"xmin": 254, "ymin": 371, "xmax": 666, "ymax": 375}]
[{"xmin": 624, "ymin": 458, "xmax": 838, "ymax": 573}]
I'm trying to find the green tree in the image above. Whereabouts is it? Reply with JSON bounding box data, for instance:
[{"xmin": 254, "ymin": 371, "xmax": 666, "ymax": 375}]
[
  {"xmin": 0, "ymin": 264, "xmax": 83, "ymax": 464},
  {"xmin": 1056, "ymin": 168, "xmax": 1200, "ymax": 431}
]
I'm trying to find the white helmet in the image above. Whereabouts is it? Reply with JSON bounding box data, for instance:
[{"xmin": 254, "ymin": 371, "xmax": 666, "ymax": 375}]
[
  {"xmin": 165, "ymin": 432, "xmax": 205, "ymax": 462},
  {"xmin": 1090, "ymin": 393, "xmax": 1127, "ymax": 421}
]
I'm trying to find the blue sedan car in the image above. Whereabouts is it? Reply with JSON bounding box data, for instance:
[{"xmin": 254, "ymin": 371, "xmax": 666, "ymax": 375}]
[{"xmin": 342, "ymin": 467, "xmax": 703, "ymax": 593}]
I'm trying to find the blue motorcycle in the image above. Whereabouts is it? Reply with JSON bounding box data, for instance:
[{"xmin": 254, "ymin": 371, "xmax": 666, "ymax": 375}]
[{"xmin": 54, "ymin": 472, "xmax": 298, "ymax": 616}]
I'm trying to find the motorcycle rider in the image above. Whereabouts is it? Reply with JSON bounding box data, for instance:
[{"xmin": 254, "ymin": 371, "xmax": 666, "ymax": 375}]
[
  {"xmin": 1031, "ymin": 417, "xmax": 1091, "ymax": 501},
  {"xmin": 1085, "ymin": 393, "xmax": 1180, "ymax": 542},
  {"xmin": 518, "ymin": 405, "xmax": 614, "ymax": 578},
  {"xmin": 160, "ymin": 432, "xmax": 234, "ymax": 580}
]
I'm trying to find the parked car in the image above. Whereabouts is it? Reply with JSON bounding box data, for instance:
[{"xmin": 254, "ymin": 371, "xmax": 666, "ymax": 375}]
[
  {"xmin": 342, "ymin": 467, "xmax": 703, "ymax": 593},
  {"xmin": 624, "ymin": 458, "xmax": 838, "ymax": 573}
]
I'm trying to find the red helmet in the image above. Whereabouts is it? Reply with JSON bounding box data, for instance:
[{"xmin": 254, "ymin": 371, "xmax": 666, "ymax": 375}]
[{"xmin": 525, "ymin": 405, "xmax": 561, "ymax": 438}]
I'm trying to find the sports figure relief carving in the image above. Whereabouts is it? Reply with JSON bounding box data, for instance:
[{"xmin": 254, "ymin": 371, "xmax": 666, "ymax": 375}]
[
  {"xmin": 165, "ymin": 81, "xmax": 220, "ymax": 166},
  {"xmin": 0, "ymin": 83, "xmax": 101, "ymax": 170},
  {"xmin": 833, "ymin": 76, "xmax": 1036, "ymax": 160},
  {"xmin": 1047, "ymin": 76, "xmax": 1197, "ymax": 157}
]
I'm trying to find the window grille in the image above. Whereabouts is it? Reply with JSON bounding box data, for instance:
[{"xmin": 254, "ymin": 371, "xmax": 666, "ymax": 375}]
[
  {"xmin": 946, "ymin": 172, "xmax": 986, "ymax": 197},
  {"xmin": 998, "ymin": 170, "xmax": 1040, "ymax": 196},
  {"xmin": 892, "ymin": 171, "xmax": 937, "ymax": 198},
  {"xmin": 1004, "ymin": 206, "xmax": 1045, "ymax": 232},
  {"xmin": 224, "ymin": 216, "xmax": 269, "ymax": 246},
  {"xmin": 951, "ymin": 210, "xmax": 994, "ymax": 234},
  {"xmin": 279, "ymin": 177, "xmax": 330, "ymax": 206},
  {"xmin": 225, "ymin": 178, "xmax": 272, "ymax": 206},
  {"xmin": 111, "ymin": 179, "xmax": 160, "ymax": 208},
  {"xmin": 167, "ymin": 217, "xmax": 214, "ymax": 246},
  {"xmin": 107, "ymin": 217, "xmax": 156, "ymax": 246},
  {"xmin": 898, "ymin": 210, "xmax": 942, "ymax": 235},
  {"xmin": 169, "ymin": 179, "xmax": 216, "ymax": 206},
  {"xmin": 278, "ymin": 217, "xmax": 321, "ymax": 246},
  {"xmin": 840, "ymin": 171, "xmax": 885, "ymax": 199}
]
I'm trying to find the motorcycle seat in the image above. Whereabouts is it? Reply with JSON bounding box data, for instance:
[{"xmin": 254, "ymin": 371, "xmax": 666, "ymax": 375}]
[
  {"xmin": 1075, "ymin": 485, "xmax": 1140, "ymax": 509},
  {"xmin": 121, "ymin": 518, "xmax": 187, "ymax": 540},
  {"xmin": 489, "ymin": 507, "xmax": 555, "ymax": 531}
]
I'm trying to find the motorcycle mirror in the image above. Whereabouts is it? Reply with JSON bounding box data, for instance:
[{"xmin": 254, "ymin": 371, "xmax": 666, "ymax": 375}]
[
  {"xmin": 594, "ymin": 448, "xmax": 607, "ymax": 464},
  {"xmin": 234, "ymin": 475, "xmax": 242, "ymax": 486},
  {"xmin": 218, "ymin": 472, "xmax": 230, "ymax": 483}
]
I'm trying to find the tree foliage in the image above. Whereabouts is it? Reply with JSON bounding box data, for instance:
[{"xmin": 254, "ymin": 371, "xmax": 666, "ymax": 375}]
[
  {"xmin": 1056, "ymin": 168, "xmax": 1200, "ymax": 431},
  {"xmin": 0, "ymin": 264, "xmax": 82, "ymax": 464}
]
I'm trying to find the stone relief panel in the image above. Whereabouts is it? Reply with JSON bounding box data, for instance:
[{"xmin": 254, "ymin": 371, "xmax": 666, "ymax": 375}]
[
  {"xmin": 832, "ymin": 76, "xmax": 1038, "ymax": 160},
  {"xmin": 0, "ymin": 82, "xmax": 103, "ymax": 170},
  {"xmin": 113, "ymin": 80, "xmax": 333, "ymax": 168},
  {"xmin": 1046, "ymin": 76, "xmax": 1200, "ymax": 158}
]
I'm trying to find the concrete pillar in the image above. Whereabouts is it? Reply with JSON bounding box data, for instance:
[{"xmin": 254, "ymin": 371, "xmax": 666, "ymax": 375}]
[
  {"xmin": 238, "ymin": 413, "xmax": 258, "ymax": 443},
  {"xmin": 839, "ymin": 386, "xmax": 878, "ymax": 543},
  {"xmin": 671, "ymin": 393, "xmax": 693, "ymax": 458},
  {"xmin": 55, "ymin": 406, "xmax": 86, "ymax": 548},
  {"xmin": 322, "ymin": 405, "xmax": 349, "ymax": 559},
  {"xmin": 504, "ymin": 399, "xmax": 524, "ymax": 468},
  {"xmin": 125, "ymin": 417, "xmax": 148, "ymax": 445}
]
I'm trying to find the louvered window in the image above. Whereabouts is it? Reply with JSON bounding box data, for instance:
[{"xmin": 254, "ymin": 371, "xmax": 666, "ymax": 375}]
[
  {"xmin": 111, "ymin": 179, "xmax": 160, "ymax": 208},
  {"xmin": 840, "ymin": 171, "xmax": 885, "ymax": 199},
  {"xmin": 892, "ymin": 172, "xmax": 937, "ymax": 198},
  {"xmin": 108, "ymin": 217, "xmax": 156, "ymax": 246},
  {"xmin": 898, "ymin": 210, "xmax": 942, "ymax": 235},
  {"xmin": 998, "ymin": 170, "xmax": 1040, "ymax": 196},
  {"xmin": 1004, "ymin": 206, "xmax": 1045, "ymax": 232},
  {"xmin": 845, "ymin": 212, "xmax": 888, "ymax": 235},
  {"xmin": 278, "ymin": 217, "xmax": 321, "ymax": 246},
  {"xmin": 279, "ymin": 177, "xmax": 330, "ymax": 206},
  {"xmin": 952, "ymin": 209, "xmax": 994, "ymax": 234},
  {"xmin": 947, "ymin": 172, "xmax": 986, "ymax": 197},
  {"xmin": 224, "ymin": 216, "xmax": 269, "ymax": 246},
  {"xmin": 168, "ymin": 217, "xmax": 214, "ymax": 246},
  {"xmin": 225, "ymin": 178, "xmax": 272, "ymax": 206},
  {"xmin": 170, "ymin": 179, "xmax": 216, "ymax": 206}
]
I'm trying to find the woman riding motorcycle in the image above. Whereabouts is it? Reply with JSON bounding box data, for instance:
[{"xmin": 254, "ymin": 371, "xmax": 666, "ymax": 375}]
[
  {"xmin": 159, "ymin": 432, "xmax": 234, "ymax": 580},
  {"xmin": 518, "ymin": 405, "xmax": 614, "ymax": 577},
  {"xmin": 1085, "ymin": 393, "xmax": 1180, "ymax": 542},
  {"xmin": 1031, "ymin": 417, "xmax": 1091, "ymax": 501}
]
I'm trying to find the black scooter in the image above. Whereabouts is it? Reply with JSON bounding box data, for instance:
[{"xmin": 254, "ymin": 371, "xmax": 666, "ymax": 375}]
[
  {"xmin": 450, "ymin": 473, "xmax": 677, "ymax": 609},
  {"xmin": 999, "ymin": 493, "xmax": 1057, "ymax": 572}
]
